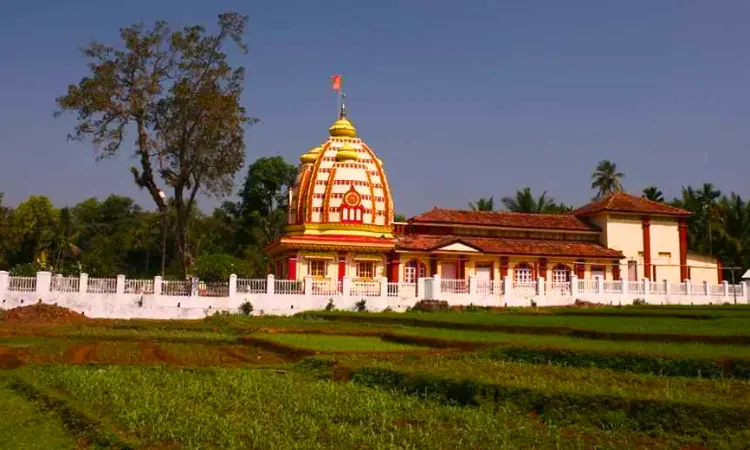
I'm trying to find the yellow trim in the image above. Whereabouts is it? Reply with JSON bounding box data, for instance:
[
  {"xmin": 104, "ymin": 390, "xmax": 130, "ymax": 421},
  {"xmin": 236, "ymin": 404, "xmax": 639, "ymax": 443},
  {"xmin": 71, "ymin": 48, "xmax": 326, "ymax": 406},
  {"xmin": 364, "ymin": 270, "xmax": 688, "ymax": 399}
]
[{"xmin": 285, "ymin": 222, "xmax": 393, "ymax": 236}]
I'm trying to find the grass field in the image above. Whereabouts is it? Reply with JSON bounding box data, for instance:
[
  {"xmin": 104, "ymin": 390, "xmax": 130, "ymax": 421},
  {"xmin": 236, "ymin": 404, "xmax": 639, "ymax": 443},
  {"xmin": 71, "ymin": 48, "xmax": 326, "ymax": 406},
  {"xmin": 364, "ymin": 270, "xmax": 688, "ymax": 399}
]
[{"xmin": 2, "ymin": 303, "xmax": 750, "ymax": 448}]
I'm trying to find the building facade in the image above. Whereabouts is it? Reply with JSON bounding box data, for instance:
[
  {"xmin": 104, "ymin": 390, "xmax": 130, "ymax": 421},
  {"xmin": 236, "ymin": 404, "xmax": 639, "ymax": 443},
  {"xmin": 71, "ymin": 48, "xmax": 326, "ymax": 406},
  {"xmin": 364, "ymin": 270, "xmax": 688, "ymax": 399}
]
[{"xmin": 266, "ymin": 113, "xmax": 721, "ymax": 287}]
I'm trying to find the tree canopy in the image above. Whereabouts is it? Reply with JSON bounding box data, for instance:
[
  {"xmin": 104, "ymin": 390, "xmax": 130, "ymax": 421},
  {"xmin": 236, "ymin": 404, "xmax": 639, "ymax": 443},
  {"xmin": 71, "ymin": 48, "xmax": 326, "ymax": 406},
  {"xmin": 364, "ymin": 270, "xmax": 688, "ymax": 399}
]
[{"xmin": 591, "ymin": 160, "xmax": 625, "ymax": 199}]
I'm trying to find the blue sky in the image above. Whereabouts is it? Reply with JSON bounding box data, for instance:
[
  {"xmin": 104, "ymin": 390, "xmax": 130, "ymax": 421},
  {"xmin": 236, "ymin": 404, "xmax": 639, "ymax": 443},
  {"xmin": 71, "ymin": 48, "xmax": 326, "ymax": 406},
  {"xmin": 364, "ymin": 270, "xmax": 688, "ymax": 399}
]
[{"xmin": 1, "ymin": 0, "xmax": 748, "ymax": 216}]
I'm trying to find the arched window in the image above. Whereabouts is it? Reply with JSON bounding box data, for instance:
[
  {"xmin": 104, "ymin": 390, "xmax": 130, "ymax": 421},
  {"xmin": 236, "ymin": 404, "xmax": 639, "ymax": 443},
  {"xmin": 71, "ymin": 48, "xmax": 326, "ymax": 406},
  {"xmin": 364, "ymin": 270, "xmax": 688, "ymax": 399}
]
[
  {"xmin": 551, "ymin": 264, "xmax": 571, "ymax": 284},
  {"xmin": 514, "ymin": 263, "xmax": 533, "ymax": 285},
  {"xmin": 404, "ymin": 259, "xmax": 427, "ymax": 284}
]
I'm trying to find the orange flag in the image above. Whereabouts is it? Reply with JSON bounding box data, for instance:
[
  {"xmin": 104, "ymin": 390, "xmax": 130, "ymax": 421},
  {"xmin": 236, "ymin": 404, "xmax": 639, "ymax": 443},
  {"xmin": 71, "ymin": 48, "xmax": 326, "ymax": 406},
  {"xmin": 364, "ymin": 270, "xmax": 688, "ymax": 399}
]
[{"xmin": 331, "ymin": 75, "xmax": 342, "ymax": 91}]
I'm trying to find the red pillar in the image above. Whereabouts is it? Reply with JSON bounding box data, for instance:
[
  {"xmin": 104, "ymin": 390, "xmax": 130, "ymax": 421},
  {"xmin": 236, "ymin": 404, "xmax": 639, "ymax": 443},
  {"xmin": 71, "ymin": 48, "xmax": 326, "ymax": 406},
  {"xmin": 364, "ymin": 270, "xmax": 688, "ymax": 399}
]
[
  {"xmin": 678, "ymin": 219, "xmax": 688, "ymax": 281},
  {"xmin": 338, "ymin": 252, "xmax": 347, "ymax": 282},
  {"xmin": 387, "ymin": 253, "xmax": 400, "ymax": 282},
  {"xmin": 575, "ymin": 259, "xmax": 585, "ymax": 279},
  {"xmin": 500, "ymin": 256, "xmax": 509, "ymax": 278},
  {"xmin": 538, "ymin": 258, "xmax": 547, "ymax": 280},
  {"xmin": 429, "ymin": 256, "xmax": 438, "ymax": 276},
  {"xmin": 287, "ymin": 256, "xmax": 297, "ymax": 280},
  {"xmin": 717, "ymin": 260, "xmax": 723, "ymax": 283},
  {"xmin": 458, "ymin": 257, "xmax": 466, "ymax": 279},
  {"xmin": 612, "ymin": 260, "xmax": 621, "ymax": 280},
  {"xmin": 642, "ymin": 217, "xmax": 651, "ymax": 280}
]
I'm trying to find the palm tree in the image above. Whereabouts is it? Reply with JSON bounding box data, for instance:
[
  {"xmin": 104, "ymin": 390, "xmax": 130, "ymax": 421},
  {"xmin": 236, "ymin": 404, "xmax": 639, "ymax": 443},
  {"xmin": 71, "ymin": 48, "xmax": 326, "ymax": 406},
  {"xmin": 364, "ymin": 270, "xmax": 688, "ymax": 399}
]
[
  {"xmin": 468, "ymin": 197, "xmax": 494, "ymax": 212},
  {"xmin": 501, "ymin": 187, "xmax": 561, "ymax": 213},
  {"xmin": 697, "ymin": 183, "xmax": 721, "ymax": 256},
  {"xmin": 642, "ymin": 186, "xmax": 664, "ymax": 202},
  {"xmin": 591, "ymin": 160, "xmax": 624, "ymax": 200}
]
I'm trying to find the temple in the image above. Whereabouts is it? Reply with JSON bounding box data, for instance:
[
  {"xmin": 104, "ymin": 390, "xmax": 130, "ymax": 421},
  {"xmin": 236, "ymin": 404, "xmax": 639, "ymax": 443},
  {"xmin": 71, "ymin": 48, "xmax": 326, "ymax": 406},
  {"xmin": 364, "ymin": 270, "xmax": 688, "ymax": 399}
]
[{"xmin": 265, "ymin": 108, "xmax": 722, "ymax": 289}]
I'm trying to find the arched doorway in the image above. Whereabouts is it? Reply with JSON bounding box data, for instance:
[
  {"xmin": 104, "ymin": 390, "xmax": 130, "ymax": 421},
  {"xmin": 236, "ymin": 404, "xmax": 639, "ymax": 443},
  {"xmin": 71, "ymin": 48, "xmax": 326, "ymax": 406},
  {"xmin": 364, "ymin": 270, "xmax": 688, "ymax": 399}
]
[{"xmin": 551, "ymin": 264, "xmax": 572, "ymax": 295}]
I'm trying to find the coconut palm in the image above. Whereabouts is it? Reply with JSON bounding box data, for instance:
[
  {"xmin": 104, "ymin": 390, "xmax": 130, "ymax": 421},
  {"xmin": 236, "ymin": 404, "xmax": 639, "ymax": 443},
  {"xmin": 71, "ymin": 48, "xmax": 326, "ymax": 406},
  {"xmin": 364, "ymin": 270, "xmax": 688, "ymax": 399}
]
[
  {"xmin": 501, "ymin": 187, "xmax": 560, "ymax": 213},
  {"xmin": 642, "ymin": 186, "xmax": 664, "ymax": 202},
  {"xmin": 591, "ymin": 160, "xmax": 624, "ymax": 200},
  {"xmin": 468, "ymin": 197, "xmax": 495, "ymax": 212}
]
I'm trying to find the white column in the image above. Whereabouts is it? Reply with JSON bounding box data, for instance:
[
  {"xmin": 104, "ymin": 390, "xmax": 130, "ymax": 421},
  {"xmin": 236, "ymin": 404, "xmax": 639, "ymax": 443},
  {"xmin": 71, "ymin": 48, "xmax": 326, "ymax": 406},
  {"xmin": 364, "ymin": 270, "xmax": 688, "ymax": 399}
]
[
  {"xmin": 229, "ymin": 274, "xmax": 237, "ymax": 298},
  {"xmin": 116, "ymin": 275, "xmax": 125, "ymax": 295},
  {"xmin": 468, "ymin": 276, "xmax": 478, "ymax": 296},
  {"xmin": 304, "ymin": 276, "xmax": 313, "ymax": 296},
  {"xmin": 594, "ymin": 275, "xmax": 603, "ymax": 296},
  {"xmin": 621, "ymin": 277, "xmax": 628, "ymax": 295},
  {"xmin": 570, "ymin": 275, "xmax": 579, "ymax": 297},
  {"xmin": 536, "ymin": 277, "xmax": 545, "ymax": 296},
  {"xmin": 79, "ymin": 273, "xmax": 88, "ymax": 294},
  {"xmin": 664, "ymin": 279, "xmax": 670, "ymax": 296},
  {"xmin": 342, "ymin": 276, "xmax": 352, "ymax": 298},
  {"xmin": 0, "ymin": 271, "xmax": 8, "ymax": 298},
  {"xmin": 503, "ymin": 275, "xmax": 512, "ymax": 303},
  {"xmin": 642, "ymin": 278, "xmax": 650, "ymax": 302},
  {"xmin": 703, "ymin": 280, "xmax": 710, "ymax": 297},
  {"xmin": 417, "ymin": 277, "xmax": 428, "ymax": 300},
  {"xmin": 685, "ymin": 279, "xmax": 692, "ymax": 300},
  {"xmin": 378, "ymin": 276, "xmax": 388, "ymax": 300},
  {"xmin": 36, "ymin": 271, "xmax": 52, "ymax": 297},
  {"xmin": 266, "ymin": 274, "xmax": 275, "ymax": 295},
  {"xmin": 433, "ymin": 274, "xmax": 442, "ymax": 300},
  {"xmin": 722, "ymin": 280, "xmax": 729, "ymax": 297},
  {"xmin": 154, "ymin": 276, "xmax": 163, "ymax": 296}
]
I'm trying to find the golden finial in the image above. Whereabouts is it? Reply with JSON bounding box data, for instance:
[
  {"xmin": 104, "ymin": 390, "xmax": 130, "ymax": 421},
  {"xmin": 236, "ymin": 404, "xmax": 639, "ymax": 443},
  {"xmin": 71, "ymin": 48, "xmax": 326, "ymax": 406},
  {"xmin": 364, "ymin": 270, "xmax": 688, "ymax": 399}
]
[
  {"xmin": 300, "ymin": 146, "xmax": 322, "ymax": 165},
  {"xmin": 336, "ymin": 142, "xmax": 359, "ymax": 162}
]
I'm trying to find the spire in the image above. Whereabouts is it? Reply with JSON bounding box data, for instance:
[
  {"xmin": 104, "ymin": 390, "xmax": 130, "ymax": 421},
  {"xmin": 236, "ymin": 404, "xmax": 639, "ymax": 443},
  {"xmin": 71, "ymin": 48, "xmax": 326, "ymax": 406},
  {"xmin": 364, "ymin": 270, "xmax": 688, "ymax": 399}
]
[{"xmin": 339, "ymin": 91, "xmax": 347, "ymax": 119}]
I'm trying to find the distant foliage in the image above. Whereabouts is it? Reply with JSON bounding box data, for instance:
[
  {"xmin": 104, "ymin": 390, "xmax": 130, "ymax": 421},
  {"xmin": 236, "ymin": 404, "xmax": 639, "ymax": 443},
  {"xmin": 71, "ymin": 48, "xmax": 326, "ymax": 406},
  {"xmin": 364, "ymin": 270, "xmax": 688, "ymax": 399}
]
[{"xmin": 193, "ymin": 254, "xmax": 253, "ymax": 281}]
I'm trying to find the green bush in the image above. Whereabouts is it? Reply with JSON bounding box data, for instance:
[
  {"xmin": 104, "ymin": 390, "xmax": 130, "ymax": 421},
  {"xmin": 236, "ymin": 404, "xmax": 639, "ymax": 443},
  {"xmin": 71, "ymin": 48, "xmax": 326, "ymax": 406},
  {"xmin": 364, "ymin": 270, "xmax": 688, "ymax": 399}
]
[
  {"xmin": 325, "ymin": 299, "xmax": 335, "ymax": 311},
  {"xmin": 192, "ymin": 254, "xmax": 253, "ymax": 281},
  {"xmin": 10, "ymin": 263, "xmax": 43, "ymax": 277},
  {"xmin": 239, "ymin": 301, "xmax": 253, "ymax": 316},
  {"xmin": 354, "ymin": 299, "xmax": 367, "ymax": 312}
]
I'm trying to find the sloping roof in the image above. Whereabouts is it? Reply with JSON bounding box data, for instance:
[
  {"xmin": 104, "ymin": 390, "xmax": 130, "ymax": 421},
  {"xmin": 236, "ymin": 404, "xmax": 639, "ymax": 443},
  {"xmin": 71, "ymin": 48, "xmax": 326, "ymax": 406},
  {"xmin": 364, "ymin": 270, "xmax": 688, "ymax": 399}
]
[
  {"xmin": 409, "ymin": 208, "xmax": 598, "ymax": 231},
  {"xmin": 396, "ymin": 234, "xmax": 623, "ymax": 259},
  {"xmin": 572, "ymin": 192, "xmax": 691, "ymax": 217}
]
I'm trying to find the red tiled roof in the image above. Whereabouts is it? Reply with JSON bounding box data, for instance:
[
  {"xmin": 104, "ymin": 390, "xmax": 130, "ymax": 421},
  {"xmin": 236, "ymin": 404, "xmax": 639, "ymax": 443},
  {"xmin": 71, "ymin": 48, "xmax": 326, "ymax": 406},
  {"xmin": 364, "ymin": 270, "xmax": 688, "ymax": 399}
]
[
  {"xmin": 572, "ymin": 192, "xmax": 691, "ymax": 217},
  {"xmin": 396, "ymin": 234, "xmax": 623, "ymax": 259},
  {"xmin": 409, "ymin": 208, "xmax": 598, "ymax": 231}
]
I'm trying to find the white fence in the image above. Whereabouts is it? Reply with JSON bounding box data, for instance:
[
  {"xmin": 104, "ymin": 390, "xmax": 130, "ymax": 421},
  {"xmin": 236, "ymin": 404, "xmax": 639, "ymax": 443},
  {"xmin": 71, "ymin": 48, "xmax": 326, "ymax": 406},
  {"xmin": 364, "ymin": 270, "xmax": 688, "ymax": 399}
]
[{"xmin": 0, "ymin": 271, "xmax": 747, "ymax": 319}]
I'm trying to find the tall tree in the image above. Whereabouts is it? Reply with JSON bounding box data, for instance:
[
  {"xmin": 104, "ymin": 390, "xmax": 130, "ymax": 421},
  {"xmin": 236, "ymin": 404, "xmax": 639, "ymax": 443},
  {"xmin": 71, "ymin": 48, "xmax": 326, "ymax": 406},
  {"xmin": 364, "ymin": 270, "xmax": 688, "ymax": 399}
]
[
  {"xmin": 468, "ymin": 197, "xmax": 494, "ymax": 211},
  {"xmin": 55, "ymin": 12, "xmax": 253, "ymax": 276},
  {"xmin": 591, "ymin": 160, "xmax": 625, "ymax": 199},
  {"xmin": 501, "ymin": 187, "xmax": 561, "ymax": 213},
  {"xmin": 642, "ymin": 186, "xmax": 664, "ymax": 202}
]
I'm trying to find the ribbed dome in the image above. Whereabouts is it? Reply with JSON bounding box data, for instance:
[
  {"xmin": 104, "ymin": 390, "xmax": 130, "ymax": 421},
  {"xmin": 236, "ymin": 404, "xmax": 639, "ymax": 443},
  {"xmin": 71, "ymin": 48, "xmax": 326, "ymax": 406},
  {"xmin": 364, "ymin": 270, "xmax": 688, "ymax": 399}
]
[
  {"xmin": 335, "ymin": 143, "xmax": 359, "ymax": 162},
  {"xmin": 328, "ymin": 118, "xmax": 357, "ymax": 137},
  {"xmin": 300, "ymin": 146, "xmax": 322, "ymax": 165}
]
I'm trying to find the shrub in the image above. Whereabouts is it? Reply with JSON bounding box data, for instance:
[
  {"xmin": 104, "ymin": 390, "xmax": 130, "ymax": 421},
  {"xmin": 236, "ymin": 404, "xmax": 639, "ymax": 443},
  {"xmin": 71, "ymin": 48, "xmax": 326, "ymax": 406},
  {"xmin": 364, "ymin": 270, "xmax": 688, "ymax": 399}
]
[
  {"xmin": 10, "ymin": 263, "xmax": 44, "ymax": 277},
  {"xmin": 239, "ymin": 301, "xmax": 254, "ymax": 316},
  {"xmin": 325, "ymin": 298, "xmax": 335, "ymax": 311},
  {"xmin": 409, "ymin": 300, "xmax": 451, "ymax": 312},
  {"xmin": 192, "ymin": 254, "xmax": 254, "ymax": 282},
  {"xmin": 632, "ymin": 298, "xmax": 647, "ymax": 306},
  {"xmin": 354, "ymin": 299, "xmax": 367, "ymax": 312}
]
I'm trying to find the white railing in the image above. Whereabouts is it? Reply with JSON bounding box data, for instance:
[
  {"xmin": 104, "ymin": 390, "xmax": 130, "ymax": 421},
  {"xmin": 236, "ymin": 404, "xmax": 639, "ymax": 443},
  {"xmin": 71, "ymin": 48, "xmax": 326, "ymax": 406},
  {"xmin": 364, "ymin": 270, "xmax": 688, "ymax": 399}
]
[
  {"xmin": 275, "ymin": 279, "xmax": 304, "ymax": 295},
  {"xmin": 124, "ymin": 279, "xmax": 154, "ymax": 294},
  {"xmin": 237, "ymin": 278, "xmax": 266, "ymax": 294},
  {"xmin": 161, "ymin": 280, "xmax": 191, "ymax": 296},
  {"xmin": 441, "ymin": 278, "xmax": 468, "ymax": 294},
  {"xmin": 476, "ymin": 279, "xmax": 492, "ymax": 295},
  {"xmin": 650, "ymin": 282, "xmax": 666, "ymax": 295},
  {"xmin": 513, "ymin": 281, "xmax": 537, "ymax": 296},
  {"xmin": 310, "ymin": 278, "xmax": 341, "ymax": 296},
  {"xmin": 546, "ymin": 281, "xmax": 571, "ymax": 296},
  {"xmin": 710, "ymin": 284, "xmax": 725, "ymax": 295},
  {"xmin": 198, "ymin": 282, "xmax": 229, "ymax": 298},
  {"xmin": 578, "ymin": 279, "xmax": 597, "ymax": 293},
  {"xmin": 51, "ymin": 276, "xmax": 79, "ymax": 293},
  {"xmin": 692, "ymin": 283, "xmax": 706, "ymax": 295},
  {"xmin": 627, "ymin": 281, "xmax": 645, "ymax": 294},
  {"xmin": 729, "ymin": 284, "xmax": 742, "ymax": 296},
  {"xmin": 670, "ymin": 283, "xmax": 687, "ymax": 295},
  {"xmin": 87, "ymin": 277, "xmax": 117, "ymax": 294},
  {"xmin": 603, "ymin": 280, "xmax": 622, "ymax": 293},
  {"xmin": 8, "ymin": 276, "xmax": 36, "ymax": 292},
  {"xmin": 350, "ymin": 281, "xmax": 380, "ymax": 297},
  {"xmin": 396, "ymin": 282, "xmax": 417, "ymax": 297}
]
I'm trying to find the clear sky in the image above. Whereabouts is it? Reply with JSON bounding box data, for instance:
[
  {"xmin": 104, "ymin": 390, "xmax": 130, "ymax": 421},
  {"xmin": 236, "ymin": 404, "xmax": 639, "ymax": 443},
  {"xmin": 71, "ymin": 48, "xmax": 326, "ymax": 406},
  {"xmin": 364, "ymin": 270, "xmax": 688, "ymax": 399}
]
[{"xmin": 1, "ymin": 0, "xmax": 748, "ymax": 216}]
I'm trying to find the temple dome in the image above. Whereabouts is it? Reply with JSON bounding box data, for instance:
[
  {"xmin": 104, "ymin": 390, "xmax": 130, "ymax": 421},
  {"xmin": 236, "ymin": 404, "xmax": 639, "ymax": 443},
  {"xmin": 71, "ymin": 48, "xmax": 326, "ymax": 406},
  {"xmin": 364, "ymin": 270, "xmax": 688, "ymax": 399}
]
[
  {"xmin": 288, "ymin": 115, "xmax": 394, "ymax": 237},
  {"xmin": 328, "ymin": 118, "xmax": 357, "ymax": 137}
]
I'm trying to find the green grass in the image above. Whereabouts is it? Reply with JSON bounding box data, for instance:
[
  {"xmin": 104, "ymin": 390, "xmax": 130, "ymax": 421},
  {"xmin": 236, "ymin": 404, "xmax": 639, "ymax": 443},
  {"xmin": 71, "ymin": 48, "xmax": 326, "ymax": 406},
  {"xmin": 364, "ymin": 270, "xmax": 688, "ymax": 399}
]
[
  {"xmin": 0, "ymin": 377, "xmax": 79, "ymax": 449},
  {"xmin": 254, "ymin": 333, "xmax": 423, "ymax": 352},
  {"xmin": 309, "ymin": 310, "xmax": 750, "ymax": 336},
  {"xmin": 22, "ymin": 365, "xmax": 699, "ymax": 449},
  {"xmin": 393, "ymin": 327, "xmax": 750, "ymax": 358}
]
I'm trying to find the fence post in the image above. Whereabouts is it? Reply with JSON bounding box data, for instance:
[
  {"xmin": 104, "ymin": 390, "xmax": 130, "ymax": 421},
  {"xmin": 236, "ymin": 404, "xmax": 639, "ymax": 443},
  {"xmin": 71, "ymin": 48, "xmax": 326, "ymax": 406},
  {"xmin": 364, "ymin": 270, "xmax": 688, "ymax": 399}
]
[
  {"xmin": 537, "ymin": 277, "xmax": 545, "ymax": 297},
  {"xmin": 79, "ymin": 273, "xmax": 88, "ymax": 294},
  {"xmin": 0, "ymin": 271, "xmax": 8, "ymax": 298},
  {"xmin": 229, "ymin": 274, "xmax": 237, "ymax": 298},
  {"xmin": 722, "ymin": 280, "xmax": 729, "ymax": 298},
  {"xmin": 594, "ymin": 275, "xmax": 603, "ymax": 297},
  {"xmin": 621, "ymin": 277, "xmax": 628, "ymax": 295},
  {"xmin": 642, "ymin": 278, "xmax": 650, "ymax": 302},
  {"xmin": 342, "ymin": 276, "xmax": 352, "ymax": 298},
  {"xmin": 36, "ymin": 271, "xmax": 52, "ymax": 298},
  {"xmin": 266, "ymin": 274, "xmax": 275, "ymax": 295},
  {"xmin": 664, "ymin": 279, "xmax": 670, "ymax": 296},
  {"xmin": 417, "ymin": 277, "xmax": 427, "ymax": 300},
  {"xmin": 378, "ymin": 276, "xmax": 388, "ymax": 301},
  {"xmin": 570, "ymin": 275, "xmax": 579, "ymax": 297},
  {"xmin": 433, "ymin": 274, "xmax": 442, "ymax": 300},
  {"xmin": 116, "ymin": 275, "xmax": 125, "ymax": 295},
  {"xmin": 304, "ymin": 276, "xmax": 313, "ymax": 296},
  {"xmin": 468, "ymin": 276, "xmax": 478, "ymax": 296},
  {"xmin": 503, "ymin": 275, "xmax": 512, "ymax": 303},
  {"xmin": 154, "ymin": 276, "xmax": 162, "ymax": 296},
  {"xmin": 703, "ymin": 280, "xmax": 710, "ymax": 297},
  {"xmin": 685, "ymin": 279, "xmax": 692, "ymax": 301}
]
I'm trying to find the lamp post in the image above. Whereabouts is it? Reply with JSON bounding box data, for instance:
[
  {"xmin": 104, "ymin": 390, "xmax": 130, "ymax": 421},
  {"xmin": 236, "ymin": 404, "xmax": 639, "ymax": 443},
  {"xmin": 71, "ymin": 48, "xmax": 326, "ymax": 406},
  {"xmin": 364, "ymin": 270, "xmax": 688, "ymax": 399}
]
[{"xmin": 159, "ymin": 190, "xmax": 167, "ymax": 278}]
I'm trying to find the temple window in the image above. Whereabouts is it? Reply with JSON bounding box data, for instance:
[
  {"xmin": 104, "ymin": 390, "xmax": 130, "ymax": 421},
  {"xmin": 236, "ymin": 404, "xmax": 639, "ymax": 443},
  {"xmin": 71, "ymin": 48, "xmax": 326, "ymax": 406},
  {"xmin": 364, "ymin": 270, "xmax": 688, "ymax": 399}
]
[
  {"xmin": 514, "ymin": 263, "xmax": 533, "ymax": 284},
  {"xmin": 357, "ymin": 261, "xmax": 375, "ymax": 278},
  {"xmin": 308, "ymin": 260, "xmax": 326, "ymax": 277}
]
